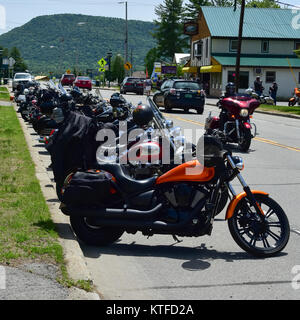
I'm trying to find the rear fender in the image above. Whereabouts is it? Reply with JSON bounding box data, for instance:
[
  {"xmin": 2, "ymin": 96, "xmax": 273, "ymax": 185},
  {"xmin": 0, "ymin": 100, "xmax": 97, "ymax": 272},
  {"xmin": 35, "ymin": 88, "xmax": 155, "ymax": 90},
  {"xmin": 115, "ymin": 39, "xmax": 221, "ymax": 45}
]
[{"xmin": 225, "ymin": 190, "xmax": 269, "ymax": 220}]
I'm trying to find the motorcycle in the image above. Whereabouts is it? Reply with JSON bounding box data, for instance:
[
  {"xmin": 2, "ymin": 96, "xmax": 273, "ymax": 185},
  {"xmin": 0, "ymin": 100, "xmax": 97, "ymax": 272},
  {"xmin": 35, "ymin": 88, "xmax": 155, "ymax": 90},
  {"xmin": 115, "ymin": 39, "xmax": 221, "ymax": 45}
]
[
  {"xmin": 60, "ymin": 135, "xmax": 290, "ymax": 258},
  {"xmin": 288, "ymin": 87, "xmax": 300, "ymax": 106},
  {"xmin": 245, "ymin": 87, "xmax": 274, "ymax": 105},
  {"xmin": 205, "ymin": 94, "xmax": 259, "ymax": 152}
]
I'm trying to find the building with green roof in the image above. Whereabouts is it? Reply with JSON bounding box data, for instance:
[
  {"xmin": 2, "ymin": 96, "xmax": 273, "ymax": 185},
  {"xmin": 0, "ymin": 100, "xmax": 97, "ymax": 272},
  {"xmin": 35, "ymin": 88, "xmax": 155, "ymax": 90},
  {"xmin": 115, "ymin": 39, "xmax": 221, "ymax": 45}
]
[{"xmin": 183, "ymin": 6, "xmax": 300, "ymax": 99}]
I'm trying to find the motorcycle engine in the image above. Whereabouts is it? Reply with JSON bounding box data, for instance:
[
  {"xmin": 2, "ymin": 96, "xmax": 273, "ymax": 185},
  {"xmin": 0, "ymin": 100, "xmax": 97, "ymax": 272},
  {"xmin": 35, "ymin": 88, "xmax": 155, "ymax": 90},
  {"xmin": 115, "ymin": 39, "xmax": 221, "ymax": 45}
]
[{"xmin": 164, "ymin": 184, "xmax": 207, "ymax": 209}]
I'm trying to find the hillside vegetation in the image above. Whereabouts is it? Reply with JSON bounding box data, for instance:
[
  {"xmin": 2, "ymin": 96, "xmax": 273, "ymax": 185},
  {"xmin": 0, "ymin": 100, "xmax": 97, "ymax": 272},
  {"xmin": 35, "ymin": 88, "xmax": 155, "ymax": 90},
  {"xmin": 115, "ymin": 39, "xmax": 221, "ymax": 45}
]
[{"xmin": 0, "ymin": 14, "xmax": 156, "ymax": 76}]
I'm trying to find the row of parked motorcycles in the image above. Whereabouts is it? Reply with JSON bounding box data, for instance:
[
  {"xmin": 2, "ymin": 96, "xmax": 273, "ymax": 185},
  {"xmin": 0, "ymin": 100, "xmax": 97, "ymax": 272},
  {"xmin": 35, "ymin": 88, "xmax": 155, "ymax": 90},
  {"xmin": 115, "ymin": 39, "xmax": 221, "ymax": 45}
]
[{"xmin": 14, "ymin": 80, "xmax": 290, "ymax": 257}]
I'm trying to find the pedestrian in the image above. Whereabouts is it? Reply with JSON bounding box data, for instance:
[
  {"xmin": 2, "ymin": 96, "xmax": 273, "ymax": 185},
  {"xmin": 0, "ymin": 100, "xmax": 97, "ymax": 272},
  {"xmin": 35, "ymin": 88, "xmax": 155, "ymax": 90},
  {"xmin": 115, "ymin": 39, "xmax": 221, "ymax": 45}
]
[
  {"xmin": 269, "ymin": 82, "xmax": 278, "ymax": 105},
  {"xmin": 145, "ymin": 78, "xmax": 152, "ymax": 97},
  {"xmin": 254, "ymin": 76, "xmax": 264, "ymax": 96}
]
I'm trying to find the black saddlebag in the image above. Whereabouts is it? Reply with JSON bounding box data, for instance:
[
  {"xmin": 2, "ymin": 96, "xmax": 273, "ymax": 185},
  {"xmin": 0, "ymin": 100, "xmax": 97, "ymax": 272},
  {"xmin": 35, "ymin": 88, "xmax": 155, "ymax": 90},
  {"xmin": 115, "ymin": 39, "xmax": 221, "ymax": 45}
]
[{"xmin": 61, "ymin": 170, "xmax": 116, "ymax": 206}]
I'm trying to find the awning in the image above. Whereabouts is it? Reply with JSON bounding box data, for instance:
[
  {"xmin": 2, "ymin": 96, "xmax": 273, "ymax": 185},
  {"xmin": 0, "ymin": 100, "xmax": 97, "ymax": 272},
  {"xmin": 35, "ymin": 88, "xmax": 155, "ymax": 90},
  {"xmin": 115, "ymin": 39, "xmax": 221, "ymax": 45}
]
[
  {"xmin": 200, "ymin": 65, "xmax": 222, "ymax": 73},
  {"xmin": 212, "ymin": 54, "xmax": 300, "ymax": 68},
  {"xmin": 35, "ymin": 75, "xmax": 50, "ymax": 81},
  {"xmin": 182, "ymin": 66, "xmax": 198, "ymax": 73}
]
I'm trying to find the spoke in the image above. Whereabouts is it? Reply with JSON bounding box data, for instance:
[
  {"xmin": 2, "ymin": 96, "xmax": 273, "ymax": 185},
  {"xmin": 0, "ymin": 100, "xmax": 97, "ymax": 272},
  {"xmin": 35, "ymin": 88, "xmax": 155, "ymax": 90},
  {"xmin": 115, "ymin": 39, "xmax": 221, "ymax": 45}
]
[
  {"xmin": 267, "ymin": 222, "xmax": 282, "ymax": 228},
  {"xmin": 262, "ymin": 235, "xmax": 270, "ymax": 248},
  {"xmin": 249, "ymin": 234, "xmax": 257, "ymax": 247},
  {"xmin": 265, "ymin": 208, "xmax": 275, "ymax": 219},
  {"xmin": 266, "ymin": 229, "xmax": 281, "ymax": 242}
]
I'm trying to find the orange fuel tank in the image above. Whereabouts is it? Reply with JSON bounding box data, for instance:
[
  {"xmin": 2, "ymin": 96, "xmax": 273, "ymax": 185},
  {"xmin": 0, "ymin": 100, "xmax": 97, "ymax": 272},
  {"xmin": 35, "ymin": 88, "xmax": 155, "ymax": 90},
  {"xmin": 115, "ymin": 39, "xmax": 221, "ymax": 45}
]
[{"xmin": 156, "ymin": 160, "xmax": 215, "ymax": 185}]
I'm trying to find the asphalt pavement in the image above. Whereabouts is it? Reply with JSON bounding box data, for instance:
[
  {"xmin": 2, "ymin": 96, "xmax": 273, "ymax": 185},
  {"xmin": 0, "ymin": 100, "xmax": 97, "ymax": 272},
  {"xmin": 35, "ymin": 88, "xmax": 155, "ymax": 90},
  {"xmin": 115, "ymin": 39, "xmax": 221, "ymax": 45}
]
[{"xmin": 81, "ymin": 89, "xmax": 300, "ymax": 300}]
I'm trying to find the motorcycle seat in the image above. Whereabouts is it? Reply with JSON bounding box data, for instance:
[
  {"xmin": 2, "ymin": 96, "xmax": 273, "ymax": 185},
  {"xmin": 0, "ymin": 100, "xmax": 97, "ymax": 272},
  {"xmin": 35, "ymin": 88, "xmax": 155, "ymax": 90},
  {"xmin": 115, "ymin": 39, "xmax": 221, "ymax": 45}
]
[{"xmin": 96, "ymin": 163, "xmax": 157, "ymax": 194}]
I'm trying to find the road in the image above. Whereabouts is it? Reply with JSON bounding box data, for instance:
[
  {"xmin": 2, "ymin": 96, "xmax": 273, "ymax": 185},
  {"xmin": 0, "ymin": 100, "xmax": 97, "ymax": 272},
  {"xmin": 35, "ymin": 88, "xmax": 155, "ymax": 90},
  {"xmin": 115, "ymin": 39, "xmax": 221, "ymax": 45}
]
[{"xmin": 82, "ymin": 89, "xmax": 300, "ymax": 300}]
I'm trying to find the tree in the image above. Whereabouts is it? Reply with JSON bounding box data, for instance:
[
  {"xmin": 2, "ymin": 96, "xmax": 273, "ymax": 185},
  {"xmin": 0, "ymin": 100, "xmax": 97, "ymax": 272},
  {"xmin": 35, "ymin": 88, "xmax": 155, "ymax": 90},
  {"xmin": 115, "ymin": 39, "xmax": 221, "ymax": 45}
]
[
  {"xmin": 153, "ymin": 0, "xmax": 188, "ymax": 60},
  {"xmin": 184, "ymin": 0, "xmax": 212, "ymax": 20},
  {"xmin": 144, "ymin": 47, "xmax": 158, "ymax": 77},
  {"xmin": 210, "ymin": 0, "xmax": 233, "ymax": 6},
  {"xmin": 245, "ymin": 0, "xmax": 280, "ymax": 7},
  {"xmin": 111, "ymin": 54, "xmax": 125, "ymax": 84},
  {"xmin": 10, "ymin": 47, "xmax": 28, "ymax": 72}
]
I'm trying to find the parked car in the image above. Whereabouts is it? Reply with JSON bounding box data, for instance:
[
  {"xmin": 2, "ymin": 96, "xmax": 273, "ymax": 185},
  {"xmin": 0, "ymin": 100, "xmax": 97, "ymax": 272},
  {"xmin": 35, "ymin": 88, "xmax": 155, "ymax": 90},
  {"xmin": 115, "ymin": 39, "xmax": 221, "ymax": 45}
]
[
  {"xmin": 153, "ymin": 79, "xmax": 205, "ymax": 114},
  {"xmin": 120, "ymin": 77, "xmax": 145, "ymax": 95},
  {"xmin": 12, "ymin": 73, "xmax": 33, "ymax": 91},
  {"xmin": 73, "ymin": 76, "xmax": 92, "ymax": 90},
  {"xmin": 60, "ymin": 74, "xmax": 76, "ymax": 86}
]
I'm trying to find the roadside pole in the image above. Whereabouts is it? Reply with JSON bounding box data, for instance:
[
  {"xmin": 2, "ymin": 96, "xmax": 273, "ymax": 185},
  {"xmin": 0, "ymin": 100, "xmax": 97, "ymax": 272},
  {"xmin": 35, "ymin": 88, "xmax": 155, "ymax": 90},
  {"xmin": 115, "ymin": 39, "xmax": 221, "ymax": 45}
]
[{"xmin": 235, "ymin": 0, "xmax": 245, "ymax": 93}]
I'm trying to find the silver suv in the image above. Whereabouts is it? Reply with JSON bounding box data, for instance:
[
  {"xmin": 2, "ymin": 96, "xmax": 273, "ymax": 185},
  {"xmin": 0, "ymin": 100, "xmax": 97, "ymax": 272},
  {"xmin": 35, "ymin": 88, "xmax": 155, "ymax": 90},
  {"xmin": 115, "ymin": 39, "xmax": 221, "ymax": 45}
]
[{"xmin": 12, "ymin": 73, "xmax": 33, "ymax": 91}]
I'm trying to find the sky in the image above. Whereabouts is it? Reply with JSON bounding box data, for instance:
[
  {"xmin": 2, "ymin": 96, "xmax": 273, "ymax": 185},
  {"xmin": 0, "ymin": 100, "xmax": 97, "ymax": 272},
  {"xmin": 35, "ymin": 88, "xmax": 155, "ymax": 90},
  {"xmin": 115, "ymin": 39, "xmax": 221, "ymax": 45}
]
[
  {"xmin": 1, "ymin": 0, "xmax": 300, "ymax": 35},
  {"xmin": 0, "ymin": 0, "xmax": 168, "ymax": 35}
]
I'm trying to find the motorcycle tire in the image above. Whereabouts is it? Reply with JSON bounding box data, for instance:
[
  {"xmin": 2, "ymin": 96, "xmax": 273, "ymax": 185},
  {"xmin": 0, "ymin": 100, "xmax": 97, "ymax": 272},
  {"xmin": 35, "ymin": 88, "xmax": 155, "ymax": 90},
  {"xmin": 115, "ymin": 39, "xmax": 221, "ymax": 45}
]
[
  {"xmin": 238, "ymin": 128, "xmax": 251, "ymax": 152},
  {"xmin": 70, "ymin": 215, "xmax": 124, "ymax": 246},
  {"xmin": 164, "ymin": 99, "xmax": 172, "ymax": 112},
  {"xmin": 228, "ymin": 194, "xmax": 290, "ymax": 257}
]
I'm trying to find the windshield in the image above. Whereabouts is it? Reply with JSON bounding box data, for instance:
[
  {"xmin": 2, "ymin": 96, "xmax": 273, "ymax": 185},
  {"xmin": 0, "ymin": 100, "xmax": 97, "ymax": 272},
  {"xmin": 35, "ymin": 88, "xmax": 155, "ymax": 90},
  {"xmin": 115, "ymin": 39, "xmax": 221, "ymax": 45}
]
[
  {"xmin": 64, "ymin": 75, "xmax": 75, "ymax": 79},
  {"xmin": 174, "ymin": 81, "xmax": 201, "ymax": 90},
  {"xmin": 78, "ymin": 77, "xmax": 89, "ymax": 80},
  {"xmin": 15, "ymin": 74, "xmax": 31, "ymax": 79}
]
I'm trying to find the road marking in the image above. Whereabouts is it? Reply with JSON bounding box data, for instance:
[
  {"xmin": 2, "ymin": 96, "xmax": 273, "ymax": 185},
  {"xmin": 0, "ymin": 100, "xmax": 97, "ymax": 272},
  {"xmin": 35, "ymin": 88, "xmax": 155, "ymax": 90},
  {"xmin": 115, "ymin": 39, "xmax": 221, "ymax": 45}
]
[{"xmin": 164, "ymin": 113, "xmax": 300, "ymax": 153}]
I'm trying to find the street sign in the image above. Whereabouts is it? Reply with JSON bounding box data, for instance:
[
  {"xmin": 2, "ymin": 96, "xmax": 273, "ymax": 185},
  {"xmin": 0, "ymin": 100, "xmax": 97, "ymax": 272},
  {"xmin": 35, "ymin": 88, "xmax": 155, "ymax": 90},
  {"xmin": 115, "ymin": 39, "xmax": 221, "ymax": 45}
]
[
  {"xmin": 66, "ymin": 69, "xmax": 71, "ymax": 74},
  {"xmin": 99, "ymin": 67, "xmax": 105, "ymax": 73},
  {"xmin": 8, "ymin": 57, "xmax": 15, "ymax": 67},
  {"xmin": 98, "ymin": 58, "xmax": 107, "ymax": 67},
  {"xmin": 124, "ymin": 61, "xmax": 132, "ymax": 70}
]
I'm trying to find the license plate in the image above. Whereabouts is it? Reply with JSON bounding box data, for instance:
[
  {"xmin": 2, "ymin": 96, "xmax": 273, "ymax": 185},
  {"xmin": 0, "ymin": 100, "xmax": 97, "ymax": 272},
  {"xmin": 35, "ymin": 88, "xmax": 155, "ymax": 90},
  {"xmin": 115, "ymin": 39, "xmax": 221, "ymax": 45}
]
[{"xmin": 185, "ymin": 94, "xmax": 192, "ymax": 98}]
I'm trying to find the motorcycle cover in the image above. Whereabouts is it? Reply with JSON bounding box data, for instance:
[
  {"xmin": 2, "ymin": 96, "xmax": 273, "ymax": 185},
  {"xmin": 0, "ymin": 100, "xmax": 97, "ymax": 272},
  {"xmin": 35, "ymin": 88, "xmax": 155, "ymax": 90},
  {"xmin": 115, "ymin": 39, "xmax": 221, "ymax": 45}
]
[{"xmin": 49, "ymin": 111, "xmax": 99, "ymax": 184}]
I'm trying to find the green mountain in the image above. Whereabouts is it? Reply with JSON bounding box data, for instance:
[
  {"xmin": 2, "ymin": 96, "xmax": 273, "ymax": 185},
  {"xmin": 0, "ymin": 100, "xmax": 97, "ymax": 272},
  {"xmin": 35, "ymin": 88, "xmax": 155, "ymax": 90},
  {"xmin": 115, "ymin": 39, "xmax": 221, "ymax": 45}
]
[{"xmin": 0, "ymin": 14, "xmax": 156, "ymax": 76}]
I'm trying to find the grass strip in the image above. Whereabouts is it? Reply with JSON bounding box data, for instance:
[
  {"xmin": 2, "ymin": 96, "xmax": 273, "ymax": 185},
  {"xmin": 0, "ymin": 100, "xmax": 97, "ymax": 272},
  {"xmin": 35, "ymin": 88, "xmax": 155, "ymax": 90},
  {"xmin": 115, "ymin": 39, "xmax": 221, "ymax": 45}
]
[
  {"xmin": 0, "ymin": 106, "xmax": 92, "ymax": 291},
  {"xmin": 0, "ymin": 86, "xmax": 10, "ymax": 102},
  {"xmin": 258, "ymin": 104, "xmax": 300, "ymax": 116}
]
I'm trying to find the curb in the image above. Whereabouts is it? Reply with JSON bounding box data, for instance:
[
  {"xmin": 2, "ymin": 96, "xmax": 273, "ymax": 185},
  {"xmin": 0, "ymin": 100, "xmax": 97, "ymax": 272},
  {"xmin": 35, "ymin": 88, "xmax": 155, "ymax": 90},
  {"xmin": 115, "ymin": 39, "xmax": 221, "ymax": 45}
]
[
  {"xmin": 206, "ymin": 102, "xmax": 300, "ymax": 120},
  {"xmin": 14, "ymin": 104, "xmax": 100, "ymax": 300}
]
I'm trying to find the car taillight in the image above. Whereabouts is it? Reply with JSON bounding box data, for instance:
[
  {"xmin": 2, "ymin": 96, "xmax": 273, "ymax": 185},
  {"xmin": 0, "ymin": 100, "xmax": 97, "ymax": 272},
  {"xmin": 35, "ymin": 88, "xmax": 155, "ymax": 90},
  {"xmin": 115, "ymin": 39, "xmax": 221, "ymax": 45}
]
[
  {"xmin": 170, "ymin": 88, "xmax": 176, "ymax": 95},
  {"xmin": 125, "ymin": 82, "xmax": 131, "ymax": 86}
]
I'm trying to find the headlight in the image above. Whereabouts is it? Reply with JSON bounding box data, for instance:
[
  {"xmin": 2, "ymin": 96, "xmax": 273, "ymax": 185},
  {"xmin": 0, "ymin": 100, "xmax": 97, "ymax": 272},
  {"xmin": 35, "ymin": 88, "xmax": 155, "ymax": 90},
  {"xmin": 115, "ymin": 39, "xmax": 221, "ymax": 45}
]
[
  {"xmin": 232, "ymin": 156, "xmax": 244, "ymax": 170},
  {"xmin": 240, "ymin": 109, "xmax": 249, "ymax": 117}
]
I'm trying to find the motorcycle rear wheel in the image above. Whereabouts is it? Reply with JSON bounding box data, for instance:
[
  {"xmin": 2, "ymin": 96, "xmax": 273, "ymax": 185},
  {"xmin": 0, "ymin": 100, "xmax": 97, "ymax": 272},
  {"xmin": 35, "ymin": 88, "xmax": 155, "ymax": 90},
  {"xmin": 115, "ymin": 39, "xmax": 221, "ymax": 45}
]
[
  {"xmin": 228, "ymin": 195, "xmax": 290, "ymax": 257},
  {"xmin": 70, "ymin": 216, "xmax": 124, "ymax": 246}
]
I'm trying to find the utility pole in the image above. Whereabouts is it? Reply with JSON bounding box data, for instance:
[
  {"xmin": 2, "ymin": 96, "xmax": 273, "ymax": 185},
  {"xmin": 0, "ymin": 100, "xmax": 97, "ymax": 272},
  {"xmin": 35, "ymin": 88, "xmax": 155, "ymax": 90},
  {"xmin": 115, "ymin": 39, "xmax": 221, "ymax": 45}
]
[
  {"xmin": 235, "ymin": 0, "xmax": 245, "ymax": 93},
  {"xmin": 118, "ymin": 1, "xmax": 128, "ymax": 75},
  {"xmin": 130, "ymin": 48, "xmax": 133, "ymax": 76}
]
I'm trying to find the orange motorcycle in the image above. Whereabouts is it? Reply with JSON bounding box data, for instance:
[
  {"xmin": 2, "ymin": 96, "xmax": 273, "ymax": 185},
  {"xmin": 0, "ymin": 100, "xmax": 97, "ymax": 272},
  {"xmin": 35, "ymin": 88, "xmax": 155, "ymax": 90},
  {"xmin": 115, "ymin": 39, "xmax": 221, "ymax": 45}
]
[
  {"xmin": 60, "ymin": 135, "xmax": 290, "ymax": 257},
  {"xmin": 288, "ymin": 87, "xmax": 300, "ymax": 106}
]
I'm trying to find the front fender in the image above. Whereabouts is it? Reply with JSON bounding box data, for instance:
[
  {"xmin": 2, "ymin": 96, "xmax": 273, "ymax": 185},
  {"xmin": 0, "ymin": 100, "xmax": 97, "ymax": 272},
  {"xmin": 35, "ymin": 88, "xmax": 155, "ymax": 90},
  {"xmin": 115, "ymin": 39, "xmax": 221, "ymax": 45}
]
[
  {"xmin": 225, "ymin": 190, "xmax": 269, "ymax": 220},
  {"xmin": 243, "ymin": 122, "xmax": 252, "ymax": 130}
]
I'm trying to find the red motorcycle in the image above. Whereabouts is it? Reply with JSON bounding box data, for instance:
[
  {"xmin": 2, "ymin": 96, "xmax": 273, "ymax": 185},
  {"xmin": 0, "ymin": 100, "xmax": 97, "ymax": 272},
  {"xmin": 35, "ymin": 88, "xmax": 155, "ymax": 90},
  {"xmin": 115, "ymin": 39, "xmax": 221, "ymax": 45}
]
[{"xmin": 205, "ymin": 94, "xmax": 260, "ymax": 152}]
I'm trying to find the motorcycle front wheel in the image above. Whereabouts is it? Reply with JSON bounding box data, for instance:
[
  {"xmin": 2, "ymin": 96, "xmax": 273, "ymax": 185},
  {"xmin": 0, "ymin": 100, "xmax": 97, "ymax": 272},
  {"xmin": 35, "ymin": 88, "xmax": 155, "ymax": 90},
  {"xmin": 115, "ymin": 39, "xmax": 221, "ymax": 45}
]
[
  {"xmin": 228, "ymin": 195, "xmax": 290, "ymax": 257},
  {"xmin": 238, "ymin": 128, "xmax": 252, "ymax": 152},
  {"xmin": 70, "ymin": 215, "xmax": 124, "ymax": 246}
]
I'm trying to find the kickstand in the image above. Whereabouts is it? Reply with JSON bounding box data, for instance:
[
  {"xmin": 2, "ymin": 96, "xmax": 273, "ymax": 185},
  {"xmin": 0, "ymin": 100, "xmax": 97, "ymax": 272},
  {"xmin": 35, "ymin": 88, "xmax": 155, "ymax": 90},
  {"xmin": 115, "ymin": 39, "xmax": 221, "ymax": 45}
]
[{"xmin": 172, "ymin": 235, "xmax": 183, "ymax": 244}]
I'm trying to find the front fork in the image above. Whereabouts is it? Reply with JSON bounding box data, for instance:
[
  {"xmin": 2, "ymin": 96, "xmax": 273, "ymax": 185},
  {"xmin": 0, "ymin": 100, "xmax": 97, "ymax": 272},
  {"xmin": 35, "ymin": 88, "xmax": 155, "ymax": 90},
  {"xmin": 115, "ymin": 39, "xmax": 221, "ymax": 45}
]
[{"xmin": 226, "ymin": 155, "xmax": 265, "ymax": 217}]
